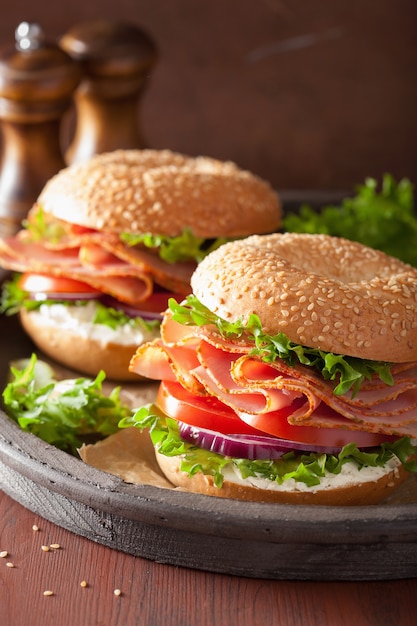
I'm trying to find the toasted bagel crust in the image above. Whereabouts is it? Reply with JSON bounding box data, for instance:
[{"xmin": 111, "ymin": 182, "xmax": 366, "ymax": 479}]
[
  {"xmin": 35, "ymin": 149, "xmax": 281, "ymax": 237},
  {"xmin": 20, "ymin": 308, "xmax": 140, "ymax": 381},
  {"xmin": 156, "ymin": 451, "xmax": 409, "ymax": 505},
  {"xmin": 191, "ymin": 233, "xmax": 417, "ymax": 362}
]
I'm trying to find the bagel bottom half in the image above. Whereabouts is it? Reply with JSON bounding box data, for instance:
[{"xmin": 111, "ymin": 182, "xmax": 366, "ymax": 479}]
[
  {"xmin": 19, "ymin": 308, "xmax": 141, "ymax": 382},
  {"xmin": 155, "ymin": 451, "xmax": 409, "ymax": 506}
]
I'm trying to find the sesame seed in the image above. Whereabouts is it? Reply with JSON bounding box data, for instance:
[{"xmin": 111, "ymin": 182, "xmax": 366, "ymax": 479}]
[
  {"xmin": 43, "ymin": 590, "xmax": 54, "ymax": 597},
  {"xmin": 114, "ymin": 589, "xmax": 122, "ymax": 597},
  {"xmin": 50, "ymin": 544, "xmax": 61, "ymax": 550},
  {"xmin": 6, "ymin": 562, "xmax": 14, "ymax": 568},
  {"xmin": 80, "ymin": 581, "xmax": 88, "ymax": 588},
  {"xmin": 0, "ymin": 551, "xmax": 8, "ymax": 558},
  {"xmin": 41, "ymin": 545, "xmax": 50, "ymax": 552},
  {"xmin": 32, "ymin": 525, "xmax": 39, "ymax": 532}
]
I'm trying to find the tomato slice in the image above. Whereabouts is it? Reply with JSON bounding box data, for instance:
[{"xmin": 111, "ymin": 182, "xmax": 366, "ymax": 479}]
[
  {"xmin": 158, "ymin": 380, "xmax": 395, "ymax": 449},
  {"xmin": 18, "ymin": 273, "xmax": 100, "ymax": 296},
  {"xmin": 157, "ymin": 381, "xmax": 263, "ymax": 435},
  {"xmin": 237, "ymin": 404, "xmax": 394, "ymax": 449},
  {"xmin": 68, "ymin": 224, "xmax": 96, "ymax": 235}
]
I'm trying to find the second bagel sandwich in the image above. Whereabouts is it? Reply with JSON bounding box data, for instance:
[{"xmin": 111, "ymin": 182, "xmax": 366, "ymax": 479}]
[
  {"xmin": 0, "ymin": 149, "xmax": 280, "ymax": 380},
  {"xmin": 123, "ymin": 233, "xmax": 417, "ymax": 505}
]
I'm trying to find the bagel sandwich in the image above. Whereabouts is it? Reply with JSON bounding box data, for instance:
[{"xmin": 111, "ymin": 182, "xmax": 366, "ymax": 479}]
[
  {"xmin": 123, "ymin": 233, "xmax": 417, "ymax": 505},
  {"xmin": 0, "ymin": 149, "xmax": 281, "ymax": 381}
]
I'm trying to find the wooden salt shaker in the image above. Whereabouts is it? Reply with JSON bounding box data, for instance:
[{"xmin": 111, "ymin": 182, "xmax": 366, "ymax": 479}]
[
  {"xmin": 0, "ymin": 22, "xmax": 82, "ymax": 238},
  {"xmin": 60, "ymin": 20, "xmax": 158, "ymax": 164}
]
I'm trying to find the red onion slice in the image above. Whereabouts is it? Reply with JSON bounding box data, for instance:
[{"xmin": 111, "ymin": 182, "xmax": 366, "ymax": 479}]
[{"xmin": 177, "ymin": 421, "xmax": 343, "ymax": 459}]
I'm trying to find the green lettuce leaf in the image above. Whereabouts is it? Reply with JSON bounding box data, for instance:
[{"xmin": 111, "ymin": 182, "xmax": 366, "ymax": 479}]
[
  {"xmin": 0, "ymin": 274, "xmax": 45, "ymax": 315},
  {"xmin": 91, "ymin": 300, "xmax": 159, "ymax": 332},
  {"xmin": 120, "ymin": 228, "xmax": 229, "ymax": 263},
  {"xmin": 168, "ymin": 295, "xmax": 394, "ymax": 397},
  {"xmin": 283, "ymin": 174, "xmax": 417, "ymax": 266},
  {"xmin": 119, "ymin": 406, "xmax": 417, "ymax": 488},
  {"xmin": 22, "ymin": 206, "xmax": 67, "ymax": 244},
  {"xmin": 2, "ymin": 354, "xmax": 132, "ymax": 454}
]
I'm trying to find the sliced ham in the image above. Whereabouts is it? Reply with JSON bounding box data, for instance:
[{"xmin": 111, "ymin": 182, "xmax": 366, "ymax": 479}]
[
  {"xmin": 130, "ymin": 314, "xmax": 417, "ymax": 439},
  {"xmin": 0, "ymin": 237, "xmax": 81, "ymax": 265},
  {"xmin": 0, "ymin": 237, "xmax": 153, "ymax": 305},
  {"xmin": 130, "ymin": 339, "xmax": 203, "ymax": 392},
  {"xmin": 17, "ymin": 213, "xmax": 196, "ymax": 292},
  {"xmin": 130, "ymin": 341, "xmax": 178, "ymax": 382},
  {"xmin": 0, "ymin": 223, "xmax": 195, "ymax": 304},
  {"xmin": 97, "ymin": 237, "xmax": 195, "ymax": 294}
]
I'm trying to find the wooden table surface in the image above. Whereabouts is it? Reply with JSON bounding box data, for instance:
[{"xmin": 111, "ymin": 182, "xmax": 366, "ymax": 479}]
[{"xmin": 0, "ymin": 490, "xmax": 415, "ymax": 626}]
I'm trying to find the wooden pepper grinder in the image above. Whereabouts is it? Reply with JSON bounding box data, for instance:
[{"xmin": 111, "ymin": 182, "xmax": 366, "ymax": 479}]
[
  {"xmin": 60, "ymin": 20, "xmax": 158, "ymax": 164},
  {"xmin": 0, "ymin": 22, "xmax": 82, "ymax": 238}
]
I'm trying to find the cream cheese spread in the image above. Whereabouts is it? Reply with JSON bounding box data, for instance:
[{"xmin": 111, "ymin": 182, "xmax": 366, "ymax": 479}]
[{"xmin": 33, "ymin": 302, "xmax": 159, "ymax": 346}]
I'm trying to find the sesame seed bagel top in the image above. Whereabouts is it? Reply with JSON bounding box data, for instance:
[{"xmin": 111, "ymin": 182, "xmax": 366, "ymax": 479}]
[
  {"xmin": 191, "ymin": 233, "xmax": 417, "ymax": 362},
  {"xmin": 35, "ymin": 149, "xmax": 281, "ymax": 237}
]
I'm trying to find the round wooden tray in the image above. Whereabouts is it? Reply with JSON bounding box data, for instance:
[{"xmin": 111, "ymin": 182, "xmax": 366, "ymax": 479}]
[{"xmin": 1, "ymin": 316, "xmax": 417, "ymax": 581}]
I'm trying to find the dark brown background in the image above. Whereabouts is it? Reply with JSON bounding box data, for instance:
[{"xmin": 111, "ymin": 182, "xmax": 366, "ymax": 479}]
[{"xmin": 1, "ymin": 0, "xmax": 416, "ymax": 193}]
